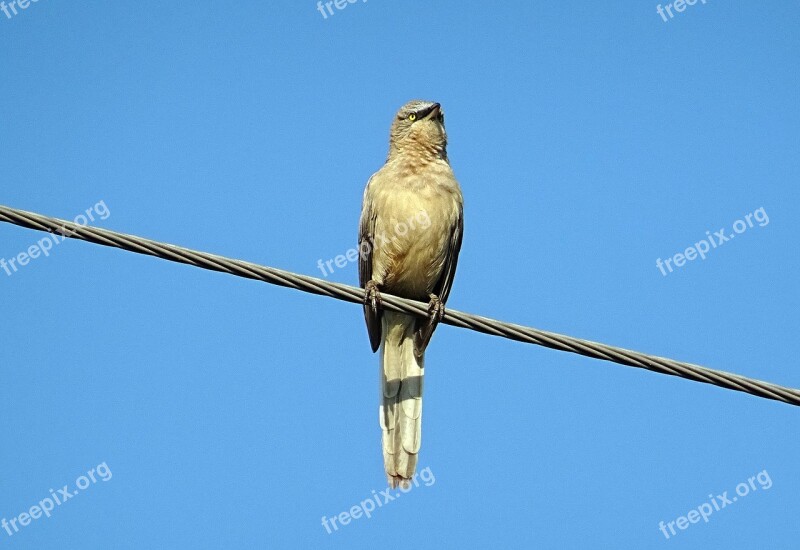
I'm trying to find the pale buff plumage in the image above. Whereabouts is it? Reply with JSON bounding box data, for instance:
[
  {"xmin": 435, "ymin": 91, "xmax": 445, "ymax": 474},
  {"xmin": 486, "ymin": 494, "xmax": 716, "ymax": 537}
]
[{"xmin": 359, "ymin": 100, "xmax": 463, "ymax": 488}]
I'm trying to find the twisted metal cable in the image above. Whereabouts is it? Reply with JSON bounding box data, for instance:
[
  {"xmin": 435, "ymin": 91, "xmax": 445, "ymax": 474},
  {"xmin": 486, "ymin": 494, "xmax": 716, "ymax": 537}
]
[{"xmin": 2, "ymin": 204, "xmax": 799, "ymax": 407}]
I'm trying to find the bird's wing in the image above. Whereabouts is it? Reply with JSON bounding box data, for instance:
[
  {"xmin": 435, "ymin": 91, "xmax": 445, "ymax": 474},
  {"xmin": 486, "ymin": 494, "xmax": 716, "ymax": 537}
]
[
  {"xmin": 432, "ymin": 207, "xmax": 463, "ymax": 305},
  {"xmin": 413, "ymin": 206, "xmax": 463, "ymax": 355},
  {"xmin": 358, "ymin": 175, "xmax": 383, "ymax": 352}
]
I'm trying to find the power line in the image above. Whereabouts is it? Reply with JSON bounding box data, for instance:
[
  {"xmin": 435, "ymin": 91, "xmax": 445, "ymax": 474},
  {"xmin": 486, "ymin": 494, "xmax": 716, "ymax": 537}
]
[{"xmin": 2, "ymin": 203, "xmax": 799, "ymax": 407}]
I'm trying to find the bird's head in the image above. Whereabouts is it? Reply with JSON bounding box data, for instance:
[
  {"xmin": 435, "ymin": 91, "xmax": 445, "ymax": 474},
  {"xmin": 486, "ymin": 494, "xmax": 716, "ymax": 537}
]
[{"xmin": 388, "ymin": 100, "xmax": 448, "ymax": 161}]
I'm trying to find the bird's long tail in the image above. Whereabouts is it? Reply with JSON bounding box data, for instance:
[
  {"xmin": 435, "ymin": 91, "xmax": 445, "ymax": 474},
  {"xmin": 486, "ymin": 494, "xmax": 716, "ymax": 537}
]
[{"xmin": 379, "ymin": 311, "xmax": 424, "ymax": 488}]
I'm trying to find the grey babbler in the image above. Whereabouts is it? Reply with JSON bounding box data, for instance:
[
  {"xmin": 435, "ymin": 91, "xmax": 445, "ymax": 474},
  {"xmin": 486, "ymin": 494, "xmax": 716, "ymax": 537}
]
[{"xmin": 358, "ymin": 100, "xmax": 464, "ymax": 488}]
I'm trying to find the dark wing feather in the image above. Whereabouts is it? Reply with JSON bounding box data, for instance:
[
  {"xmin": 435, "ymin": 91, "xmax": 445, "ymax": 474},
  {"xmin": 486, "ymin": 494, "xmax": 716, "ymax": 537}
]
[
  {"xmin": 413, "ymin": 209, "xmax": 463, "ymax": 354},
  {"xmin": 433, "ymin": 209, "xmax": 463, "ymax": 305},
  {"xmin": 358, "ymin": 179, "xmax": 382, "ymax": 352}
]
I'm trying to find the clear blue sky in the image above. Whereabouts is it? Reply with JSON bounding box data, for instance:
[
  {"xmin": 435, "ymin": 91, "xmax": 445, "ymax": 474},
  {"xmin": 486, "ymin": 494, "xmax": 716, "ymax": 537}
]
[{"xmin": 1, "ymin": 1, "xmax": 798, "ymax": 548}]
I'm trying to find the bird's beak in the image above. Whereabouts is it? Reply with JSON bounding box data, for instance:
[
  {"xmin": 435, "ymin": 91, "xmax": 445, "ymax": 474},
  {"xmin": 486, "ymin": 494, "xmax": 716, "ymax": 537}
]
[{"xmin": 425, "ymin": 103, "xmax": 441, "ymax": 120}]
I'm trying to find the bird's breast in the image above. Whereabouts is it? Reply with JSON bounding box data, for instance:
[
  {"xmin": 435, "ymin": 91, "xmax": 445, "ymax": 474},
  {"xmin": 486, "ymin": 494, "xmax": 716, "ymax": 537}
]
[{"xmin": 370, "ymin": 168, "xmax": 462, "ymax": 300}]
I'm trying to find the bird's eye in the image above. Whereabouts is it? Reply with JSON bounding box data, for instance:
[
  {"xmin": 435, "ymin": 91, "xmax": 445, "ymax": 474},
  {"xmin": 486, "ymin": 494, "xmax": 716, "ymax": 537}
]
[{"xmin": 408, "ymin": 113, "xmax": 417, "ymax": 121}]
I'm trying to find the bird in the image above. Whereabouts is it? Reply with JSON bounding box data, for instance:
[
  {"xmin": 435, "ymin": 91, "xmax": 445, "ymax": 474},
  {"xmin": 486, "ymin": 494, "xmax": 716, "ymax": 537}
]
[{"xmin": 358, "ymin": 100, "xmax": 464, "ymax": 488}]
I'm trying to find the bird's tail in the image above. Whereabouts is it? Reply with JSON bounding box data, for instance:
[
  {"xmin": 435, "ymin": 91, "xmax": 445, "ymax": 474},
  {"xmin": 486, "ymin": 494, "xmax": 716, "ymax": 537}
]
[{"xmin": 379, "ymin": 311, "xmax": 424, "ymax": 489}]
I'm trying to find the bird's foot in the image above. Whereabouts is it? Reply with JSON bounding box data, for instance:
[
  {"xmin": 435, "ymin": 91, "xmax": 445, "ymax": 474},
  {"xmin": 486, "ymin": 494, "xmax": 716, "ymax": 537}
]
[
  {"xmin": 427, "ymin": 293, "xmax": 445, "ymax": 322},
  {"xmin": 365, "ymin": 280, "xmax": 382, "ymax": 314},
  {"xmin": 414, "ymin": 293, "xmax": 445, "ymax": 357}
]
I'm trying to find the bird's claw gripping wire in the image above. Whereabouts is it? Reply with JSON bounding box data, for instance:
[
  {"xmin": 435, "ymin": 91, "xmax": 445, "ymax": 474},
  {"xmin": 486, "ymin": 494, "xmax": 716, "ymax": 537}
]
[
  {"xmin": 414, "ymin": 293, "xmax": 444, "ymax": 357},
  {"xmin": 365, "ymin": 280, "xmax": 382, "ymax": 315},
  {"xmin": 427, "ymin": 293, "xmax": 445, "ymax": 322}
]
